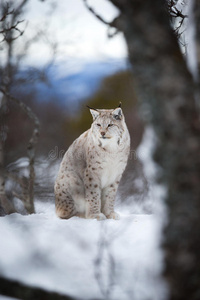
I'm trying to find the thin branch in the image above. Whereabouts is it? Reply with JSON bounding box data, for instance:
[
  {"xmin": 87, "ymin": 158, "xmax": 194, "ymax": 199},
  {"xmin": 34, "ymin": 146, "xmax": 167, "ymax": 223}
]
[
  {"xmin": 14, "ymin": 0, "xmax": 29, "ymax": 17},
  {"xmin": 83, "ymin": 0, "xmax": 121, "ymax": 33},
  {"xmin": 168, "ymin": 0, "xmax": 188, "ymax": 19},
  {"xmin": 0, "ymin": 0, "xmax": 27, "ymax": 44},
  {"xmin": 0, "ymin": 19, "xmax": 24, "ymax": 34},
  {"xmin": 168, "ymin": 1, "xmax": 187, "ymax": 22},
  {"xmin": 83, "ymin": 0, "xmax": 110, "ymax": 26},
  {"xmin": 0, "ymin": 3, "xmax": 14, "ymax": 22},
  {"xmin": 167, "ymin": 0, "xmax": 188, "ymax": 44}
]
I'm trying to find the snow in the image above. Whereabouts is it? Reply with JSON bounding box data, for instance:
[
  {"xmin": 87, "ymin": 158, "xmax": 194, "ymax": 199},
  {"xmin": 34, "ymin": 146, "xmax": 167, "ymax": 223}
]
[
  {"xmin": 137, "ymin": 127, "xmax": 167, "ymax": 219},
  {"xmin": 184, "ymin": 0, "xmax": 198, "ymax": 81},
  {"xmin": 0, "ymin": 206, "xmax": 167, "ymax": 300},
  {"xmin": 0, "ymin": 127, "xmax": 168, "ymax": 300},
  {"xmin": 176, "ymin": 0, "xmax": 198, "ymax": 81}
]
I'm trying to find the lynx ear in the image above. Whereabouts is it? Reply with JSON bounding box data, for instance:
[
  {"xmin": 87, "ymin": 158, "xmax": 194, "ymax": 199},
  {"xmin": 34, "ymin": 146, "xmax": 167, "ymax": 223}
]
[
  {"xmin": 112, "ymin": 107, "xmax": 123, "ymax": 120},
  {"xmin": 86, "ymin": 105, "xmax": 100, "ymax": 120},
  {"xmin": 90, "ymin": 109, "xmax": 99, "ymax": 120}
]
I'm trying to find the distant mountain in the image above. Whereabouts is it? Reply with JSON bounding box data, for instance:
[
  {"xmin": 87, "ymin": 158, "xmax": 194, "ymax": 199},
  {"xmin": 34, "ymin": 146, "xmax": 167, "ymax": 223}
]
[
  {"xmin": 54, "ymin": 60, "xmax": 128, "ymax": 102},
  {"xmin": 16, "ymin": 59, "xmax": 128, "ymax": 110}
]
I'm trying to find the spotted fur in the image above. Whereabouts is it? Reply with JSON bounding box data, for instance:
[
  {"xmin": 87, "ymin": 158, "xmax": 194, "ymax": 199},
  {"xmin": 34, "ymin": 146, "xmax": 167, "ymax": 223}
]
[{"xmin": 54, "ymin": 107, "xmax": 130, "ymax": 220}]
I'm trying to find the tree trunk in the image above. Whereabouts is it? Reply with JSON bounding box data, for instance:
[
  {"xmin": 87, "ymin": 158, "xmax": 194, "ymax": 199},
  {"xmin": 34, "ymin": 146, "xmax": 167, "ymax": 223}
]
[
  {"xmin": 195, "ymin": 0, "xmax": 200, "ymax": 76},
  {"xmin": 0, "ymin": 89, "xmax": 40, "ymax": 214},
  {"xmin": 0, "ymin": 276, "xmax": 76, "ymax": 300},
  {"xmin": 109, "ymin": 0, "xmax": 200, "ymax": 299},
  {"xmin": 0, "ymin": 96, "xmax": 16, "ymax": 215}
]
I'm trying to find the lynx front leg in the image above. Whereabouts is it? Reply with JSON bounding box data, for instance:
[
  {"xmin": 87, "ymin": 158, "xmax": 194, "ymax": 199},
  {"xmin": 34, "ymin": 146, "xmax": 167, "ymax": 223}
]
[
  {"xmin": 102, "ymin": 180, "xmax": 120, "ymax": 220},
  {"xmin": 84, "ymin": 172, "xmax": 106, "ymax": 221}
]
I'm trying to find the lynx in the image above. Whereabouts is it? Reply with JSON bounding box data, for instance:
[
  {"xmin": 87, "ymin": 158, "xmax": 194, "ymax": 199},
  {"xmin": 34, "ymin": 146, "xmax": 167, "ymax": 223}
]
[{"xmin": 54, "ymin": 105, "xmax": 130, "ymax": 220}]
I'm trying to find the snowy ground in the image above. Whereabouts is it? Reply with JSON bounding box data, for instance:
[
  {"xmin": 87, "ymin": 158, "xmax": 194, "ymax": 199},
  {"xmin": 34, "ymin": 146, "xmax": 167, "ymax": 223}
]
[
  {"xmin": 0, "ymin": 202, "xmax": 167, "ymax": 300},
  {"xmin": 0, "ymin": 127, "xmax": 168, "ymax": 300}
]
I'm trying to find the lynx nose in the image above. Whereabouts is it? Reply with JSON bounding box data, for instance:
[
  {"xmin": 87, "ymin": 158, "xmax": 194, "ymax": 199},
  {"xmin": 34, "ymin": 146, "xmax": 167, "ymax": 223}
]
[{"xmin": 101, "ymin": 131, "xmax": 106, "ymax": 137}]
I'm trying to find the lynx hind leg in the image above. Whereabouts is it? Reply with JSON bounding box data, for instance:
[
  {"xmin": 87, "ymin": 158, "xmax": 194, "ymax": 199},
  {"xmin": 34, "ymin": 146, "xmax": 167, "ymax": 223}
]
[{"xmin": 55, "ymin": 183, "xmax": 76, "ymax": 219}]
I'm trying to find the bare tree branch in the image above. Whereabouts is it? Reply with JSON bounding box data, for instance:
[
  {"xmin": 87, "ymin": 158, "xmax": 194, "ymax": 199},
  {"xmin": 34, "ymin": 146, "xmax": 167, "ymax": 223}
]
[
  {"xmin": 167, "ymin": 0, "xmax": 188, "ymax": 41},
  {"xmin": 83, "ymin": 0, "xmax": 122, "ymax": 34},
  {"xmin": 83, "ymin": 0, "xmax": 111, "ymax": 25},
  {"xmin": 0, "ymin": 2, "xmax": 14, "ymax": 22},
  {"xmin": 0, "ymin": 19, "xmax": 24, "ymax": 34},
  {"xmin": 0, "ymin": 0, "xmax": 26, "ymax": 44},
  {"xmin": 14, "ymin": 0, "xmax": 29, "ymax": 15}
]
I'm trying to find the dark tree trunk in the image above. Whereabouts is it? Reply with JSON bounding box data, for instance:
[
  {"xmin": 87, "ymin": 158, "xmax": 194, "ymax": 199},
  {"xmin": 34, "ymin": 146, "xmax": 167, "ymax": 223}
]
[
  {"xmin": 0, "ymin": 276, "xmax": 77, "ymax": 300},
  {"xmin": 0, "ymin": 100, "xmax": 16, "ymax": 215},
  {"xmin": 195, "ymin": 0, "xmax": 200, "ymax": 75},
  {"xmin": 108, "ymin": 0, "xmax": 200, "ymax": 299}
]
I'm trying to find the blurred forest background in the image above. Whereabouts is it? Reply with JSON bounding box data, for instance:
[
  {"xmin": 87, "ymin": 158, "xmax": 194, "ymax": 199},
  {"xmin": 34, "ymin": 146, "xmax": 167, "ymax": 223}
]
[{"xmin": 0, "ymin": 0, "xmax": 147, "ymax": 216}]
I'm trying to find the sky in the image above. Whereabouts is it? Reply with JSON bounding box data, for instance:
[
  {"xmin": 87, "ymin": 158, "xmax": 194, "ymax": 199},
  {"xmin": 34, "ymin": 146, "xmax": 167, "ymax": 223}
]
[
  {"xmin": 19, "ymin": 0, "xmax": 128, "ymax": 67},
  {"xmin": 3, "ymin": 0, "xmax": 195, "ymax": 78}
]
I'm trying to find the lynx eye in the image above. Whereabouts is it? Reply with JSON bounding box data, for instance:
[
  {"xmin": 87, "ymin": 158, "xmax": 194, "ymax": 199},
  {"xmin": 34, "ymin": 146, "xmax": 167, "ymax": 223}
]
[
  {"xmin": 96, "ymin": 123, "xmax": 101, "ymax": 127},
  {"xmin": 108, "ymin": 124, "xmax": 113, "ymax": 127}
]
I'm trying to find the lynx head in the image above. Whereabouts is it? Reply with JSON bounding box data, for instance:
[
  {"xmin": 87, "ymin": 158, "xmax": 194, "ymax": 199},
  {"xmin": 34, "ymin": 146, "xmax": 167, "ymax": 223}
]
[{"xmin": 88, "ymin": 104, "xmax": 127, "ymax": 145}]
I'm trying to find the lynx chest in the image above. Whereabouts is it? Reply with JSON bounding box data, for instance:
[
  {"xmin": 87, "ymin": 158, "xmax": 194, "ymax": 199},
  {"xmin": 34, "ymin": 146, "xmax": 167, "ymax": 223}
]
[{"xmin": 96, "ymin": 144, "xmax": 127, "ymax": 189}]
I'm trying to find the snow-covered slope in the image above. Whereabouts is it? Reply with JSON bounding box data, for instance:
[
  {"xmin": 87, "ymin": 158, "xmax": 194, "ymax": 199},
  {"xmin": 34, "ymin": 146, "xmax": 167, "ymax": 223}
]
[
  {"xmin": 0, "ymin": 204, "xmax": 167, "ymax": 300},
  {"xmin": 0, "ymin": 127, "xmax": 168, "ymax": 300}
]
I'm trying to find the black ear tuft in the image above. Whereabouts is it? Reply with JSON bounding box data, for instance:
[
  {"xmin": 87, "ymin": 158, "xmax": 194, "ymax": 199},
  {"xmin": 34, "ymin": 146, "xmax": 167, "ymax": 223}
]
[{"xmin": 86, "ymin": 105, "xmax": 98, "ymax": 111}]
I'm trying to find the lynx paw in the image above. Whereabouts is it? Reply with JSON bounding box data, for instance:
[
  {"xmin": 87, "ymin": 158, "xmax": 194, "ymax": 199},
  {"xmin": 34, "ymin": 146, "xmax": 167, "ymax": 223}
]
[
  {"xmin": 106, "ymin": 211, "xmax": 120, "ymax": 220},
  {"xmin": 87, "ymin": 213, "xmax": 106, "ymax": 221}
]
